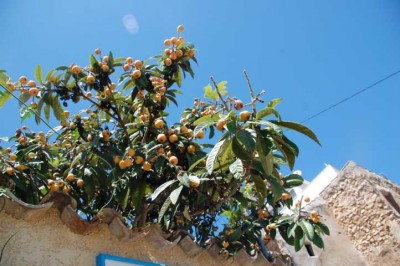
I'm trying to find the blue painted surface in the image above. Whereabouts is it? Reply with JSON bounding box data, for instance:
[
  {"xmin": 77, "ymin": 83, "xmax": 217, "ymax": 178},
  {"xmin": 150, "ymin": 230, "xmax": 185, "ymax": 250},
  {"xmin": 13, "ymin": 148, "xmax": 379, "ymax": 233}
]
[{"xmin": 96, "ymin": 253, "xmax": 166, "ymax": 266}]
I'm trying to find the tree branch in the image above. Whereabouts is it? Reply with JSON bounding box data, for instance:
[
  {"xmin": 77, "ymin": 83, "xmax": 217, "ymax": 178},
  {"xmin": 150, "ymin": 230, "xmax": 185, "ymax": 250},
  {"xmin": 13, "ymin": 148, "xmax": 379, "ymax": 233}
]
[{"xmin": 210, "ymin": 76, "xmax": 229, "ymax": 111}]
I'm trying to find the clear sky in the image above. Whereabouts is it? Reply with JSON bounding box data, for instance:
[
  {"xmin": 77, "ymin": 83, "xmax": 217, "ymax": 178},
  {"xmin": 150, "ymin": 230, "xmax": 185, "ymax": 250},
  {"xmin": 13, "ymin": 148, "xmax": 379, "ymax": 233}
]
[{"xmin": 1, "ymin": 0, "xmax": 399, "ymax": 184}]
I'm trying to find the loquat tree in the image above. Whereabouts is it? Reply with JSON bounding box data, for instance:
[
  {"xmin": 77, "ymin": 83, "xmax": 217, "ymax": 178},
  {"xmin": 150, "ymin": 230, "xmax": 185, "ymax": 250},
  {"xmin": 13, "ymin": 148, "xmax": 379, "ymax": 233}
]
[{"xmin": 0, "ymin": 25, "xmax": 329, "ymax": 259}]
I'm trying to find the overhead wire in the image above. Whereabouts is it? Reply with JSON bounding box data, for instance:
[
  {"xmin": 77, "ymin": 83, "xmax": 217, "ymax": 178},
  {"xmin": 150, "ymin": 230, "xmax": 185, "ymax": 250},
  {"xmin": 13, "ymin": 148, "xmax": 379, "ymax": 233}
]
[{"xmin": 300, "ymin": 69, "xmax": 400, "ymax": 124}]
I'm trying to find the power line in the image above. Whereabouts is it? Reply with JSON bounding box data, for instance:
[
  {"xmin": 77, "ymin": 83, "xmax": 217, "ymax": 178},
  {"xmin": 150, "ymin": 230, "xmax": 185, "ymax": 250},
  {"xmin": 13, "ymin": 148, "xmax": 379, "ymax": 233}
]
[{"xmin": 301, "ymin": 69, "xmax": 400, "ymax": 124}]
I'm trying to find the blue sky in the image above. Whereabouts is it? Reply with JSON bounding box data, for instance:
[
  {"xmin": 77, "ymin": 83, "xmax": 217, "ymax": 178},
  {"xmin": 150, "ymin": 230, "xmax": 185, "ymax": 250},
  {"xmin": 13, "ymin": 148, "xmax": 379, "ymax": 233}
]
[{"xmin": 1, "ymin": 0, "xmax": 399, "ymax": 184}]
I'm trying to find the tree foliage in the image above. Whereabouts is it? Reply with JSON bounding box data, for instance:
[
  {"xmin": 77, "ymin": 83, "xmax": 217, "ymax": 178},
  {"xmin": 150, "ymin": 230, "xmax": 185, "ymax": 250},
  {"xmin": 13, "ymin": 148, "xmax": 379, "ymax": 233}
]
[{"xmin": 0, "ymin": 26, "xmax": 328, "ymax": 257}]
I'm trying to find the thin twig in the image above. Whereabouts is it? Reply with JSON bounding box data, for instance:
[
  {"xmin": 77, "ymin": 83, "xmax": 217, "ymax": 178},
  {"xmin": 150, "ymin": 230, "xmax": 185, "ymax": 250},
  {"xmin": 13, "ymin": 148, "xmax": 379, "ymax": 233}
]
[
  {"xmin": 210, "ymin": 77, "xmax": 229, "ymax": 111},
  {"xmin": 243, "ymin": 70, "xmax": 257, "ymax": 119}
]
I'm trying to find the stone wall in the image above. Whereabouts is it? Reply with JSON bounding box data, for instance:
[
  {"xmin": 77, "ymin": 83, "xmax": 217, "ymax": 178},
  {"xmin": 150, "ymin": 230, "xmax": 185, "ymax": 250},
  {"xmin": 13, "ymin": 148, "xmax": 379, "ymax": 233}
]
[
  {"xmin": 320, "ymin": 161, "xmax": 400, "ymax": 266},
  {"xmin": 0, "ymin": 191, "xmax": 281, "ymax": 266}
]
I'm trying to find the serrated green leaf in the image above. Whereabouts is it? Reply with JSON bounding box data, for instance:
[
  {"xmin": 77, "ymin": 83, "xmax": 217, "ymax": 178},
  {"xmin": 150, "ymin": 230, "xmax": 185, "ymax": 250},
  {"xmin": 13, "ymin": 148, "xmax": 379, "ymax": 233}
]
[
  {"xmin": 193, "ymin": 113, "xmax": 220, "ymax": 126},
  {"xmin": 203, "ymin": 84, "xmax": 218, "ymax": 100},
  {"xmin": 226, "ymin": 228, "xmax": 242, "ymax": 242},
  {"xmin": 312, "ymin": 232, "xmax": 325, "ymax": 249},
  {"xmin": 256, "ymin": 106, "xmax": 280, "ymax": 120},
  {"xmin": 44, "ymin": 104, "xmax": 50, "ymax": 121},
  {"xmin": 294, "ymin": 227, "xmax": 305, "ymax": 252},
  {"xmin": 51, "ymin": 96, "xmax": 66, "ymax": 122},
  {"xmin": 34, "ymin": 65, "xmax": 43, "ymax": 84},
  {"xmin": 315, "ymin": 222, "xmax": 330, "ymax": 236},
  {"xmin": 177, "ymin": 172, "xmax": 190, "ymax": 187},
  {"xmin": 267, "ymin": 98, "xmax": 283, "ymax": 108},
  {"xmin": 148, "ymin": 180, "xmax": 178, "ymax": 201},
  {"xmin": 272, "ymin": 121, "xmax": 321, "ymax": 146},
  {"xmin": 229, "ymin": 158, "xmax": 243, "ymax": 179},
  {"xmin": 206, "ymin": 139, "xmax": 225, "ymax": 174},
  {"xmin": 299, "ymin": 220, "xmax": 314, "ymax": 241},
  {"xmin": 158, "ymin": 197, "xmax": 172, "ymax": 222},
  {"xmin": 231, "ymin": 137, "xmax": 252, "ymax": 161},
  {"xmin": 283, "ymin": 174, "xmax": 304, "ymax": 188},
  {"xmin": 277, "ymin": 215, "xmax": 294, "ymax": 225},
  {"xmin": 269, "ymin": 176, "xmax": 283, "ymax": 203},
  {"xmin": 252, "ymin": 174, "xmax": 268, "ymax": 207},
  {"xmin": 256, "ymin": 133, "xmax": 273, "ymax": 175},
  {"xmin": 170, "ymin": 185, "xmax": 183, "ymax": 205},
  {"xmin": 194, "ymin": 121, "xmax": 216, "ymax": 138},
  {"xmin": 35, "ymin": 96, "xmax": 45, "ymax": 124},
  {"xmin": 236, "ymin": 129, "xmax": 255, "ymax": 153},
  {"xmin": 18, "ymin": 92, "xmax": 31, "ymax": 107},
  {"xmin": 0, "ymin": 91, "xmax": 12, "ymax": 108},
  {"xmin": 217, "ymin": 81, "xmax": 228, "ymax": 96}
]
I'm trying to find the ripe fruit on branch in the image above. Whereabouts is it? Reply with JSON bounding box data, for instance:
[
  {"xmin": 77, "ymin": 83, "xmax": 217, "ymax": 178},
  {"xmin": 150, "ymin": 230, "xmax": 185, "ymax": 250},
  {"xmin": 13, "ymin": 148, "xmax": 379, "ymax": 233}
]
[
  {"xmin": 189, "ymin": 175, "xmax": 200, "ymax": 187},
  {"xmin": 240, "ymin": 111, "xmax": 251, "ymax": 122},
  {"xmin": 27, "ymin": 80, "xmax": 36, "ymax": 87},
  {"xmin": 154, "ymin": 119, "xmax": 165, "ymax": 129},
  {"xmin": 71, "ymin": 65, "xmax": 81, "ymax": 75},
  {"xmin": 132, "ymin": 70, "xmax": 141, "ymax": 79},
  {"xmin": 135, "ymin": 156, "xmax": 144, "ymax": 165},
  {"xmin": 126, "ymin": 57, "xmax": 133, "ymax": 65},
  {"xmin": 19, "ymin": 76, "xmax": 28, "ymax": 85},
  {"xmin": 95, "ymin": 48, "xmax": 101, "ymax": 55},
  {"xmin": 304, "ymin": 196, "xmax": 310, "ymax": 203},
  {"xmin": 164, "ymin": 39, "xmax": 171, "ymax": 46},
  {"xmin": 169, "ymin": 156, "xmax": 178, "ymax": 165},
  {"xmin": 134, "ymin": 60, "xmax": 142, "ymax": 69},
  {"xmin": 77, "ymin": 179, "xmax": 84, "ymax": 187},
  {"xmin": 127, "ymin": 148, "xmax": 135, "ymax": 157},
  {"xmin": 87, "ymin": 75, "xmax": 95, "ymax": 84},
  {"xmin": 266, "ymin": 223, "xmax": 277, "ymax": 231},
  {"xmin": 169, "ymin": 134, "xmax": 178, "ymax": 143},
  {"xmin": 177, "ymin": 25, "xmax": 184, "ymax": 33},
  {"xmin": 66, "ymin": 173, "xmax": 75, "ymax": 181},
  {"xmin": 164, "ymin": 58, "xmax": 172, "ymax": 66},
  {"xmin": 29, "ymin": 87, "xmax": 39, "ymax": 97},
  {"xmin": 142, "ymin": 161, "xmax": 152, "ymax": 171},
  {"xmin": 187, "ymin": 144, "xmax": 196, "ymax": 155},
  {"xmin": 216, "ymin": 119, "xmax": 227, "ymax": 131},
  {"xmin": 157, "ymin": 134, "xmax": 167, "ymax": 143},
  {"xmin": 234, "ymin": 100, "xmax": 244, "ymax": 110},
  {"xmin": 195, "ymin": 130, "xmax": 205, "ymax": 139}
]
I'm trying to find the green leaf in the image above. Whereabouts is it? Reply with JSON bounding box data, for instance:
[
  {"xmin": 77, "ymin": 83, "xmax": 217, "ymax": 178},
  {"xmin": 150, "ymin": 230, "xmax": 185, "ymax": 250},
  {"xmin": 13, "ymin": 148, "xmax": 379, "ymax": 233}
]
[
  {"xmin": 267, "ymin": 98, "xmax": 283, "ymax": 108},
  {"xmin": 34, "ymin": 65, "xmax": 43, "ymax": 84},
  {"xmin": 206, "ymin": 139, "xmax": 225, "ymax": 174},
  {"xmin": 148, "ymin": 180, "xmax": 178, "ymax": 201},
  {"xmin": 256, "ymin": 133, "xmax": 273, "ymax": 175},
  {"xmin": 272, "ymin": 135, "xmax": 296, "ymax": 170},
  {"xmin": 283, "ymin": 174, "xmax": 303, "ymax": 188},
  {"xmin": 174, "ymin": 67, "xmax": 182, "ymax": 87},
  {"xmin": 193, "ymin": 113, "xmax": 220, "ymax": 126},
  {"xmin": 229, "ymin": 159, "xmax": 243, "ymax": 179},
  {"xmin": 299, "ymin": 220, "xmax": 314, "ymax": 241},
  {"xmin": 252, "ymin": 174, "xmax": 268, "ymax": 207},
  {"xmin": 236, "ymin": 129, "xmax": 255, "ymax": 153},
  {"xmin": 44, "ymin": 104, "xmax": 50, "ymax": 121},
  {"xmin": 170, "ymin": 185, "xmax": 183, "ymax": 205},
  {"xmin": 35, "ymin": 97, "xmax": 45, "ymax": 124},
  {"xmin": 226, "ymin": 229, "xmax": 242, "ymax": 242},
  {"xmin": 272, "ymin": 121, "xmax": 321, "ymax": 146},
  {"xmin": 315, "ymin": 222, "xmax": 330, "ymax": 236},
  {"xmin": 203, "ymin": 84, "xmax": 218, "ymax": 100},
  {"xmin": 294, "ymin": 227, "xmax": 305, "ymax": 252},
  {"xmin": 107, "ymin": 51, "xmax": 114, "ymax": 68},
  {"xmin": 194, "ymin": 121, "xmax": 216, "ymax": 139},
  {"xmin": 217, "ymin": 81, "xmax": 228, "ymax": 96},
  {"xmin": 277, "ymin": 215, "xmax": 294, "ymax": 225},
  {"xmin": 51, "ymin": 96, "xmax": 66, "ymax": 122},
  {"xmin": 18, "ymin": 92, "xmax": 31, "ymax": 107},
  {"xmin": 312, "ymin": 233, "xmax": 325, "ymax": 249},
  {"xmin": 256, "ymin": 106, "xmax": 280, "ymax": 120},
  {"xmin": 0, "ymin": 91, "xmax": 12, "ymax": 108},
  {"xmin": 158, "ymin": 197, "xmax": 172, "ymax": 222},
  {"xmin": 177, "ymin": 172, "xmax": 190, "ymax": 187},
  {"xmin": 132, "ymin": 180, "xmax": 147, "ymax": 211},
  {"xmin": 269, "ymin": 176, "xmax": 283, "ymax": 203},
  {"xmin": 231, "ymin": 137, "xmax": 252, "ymax": 160}
]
